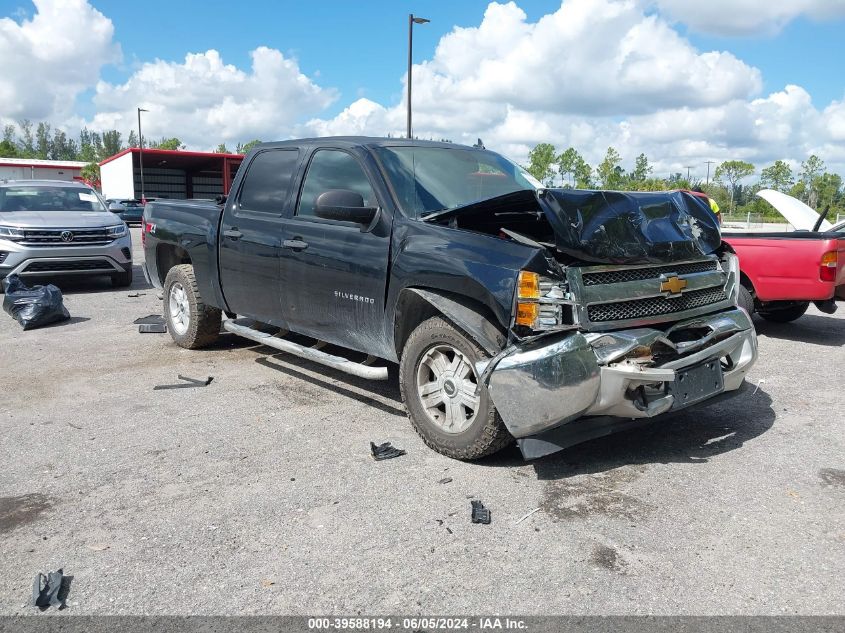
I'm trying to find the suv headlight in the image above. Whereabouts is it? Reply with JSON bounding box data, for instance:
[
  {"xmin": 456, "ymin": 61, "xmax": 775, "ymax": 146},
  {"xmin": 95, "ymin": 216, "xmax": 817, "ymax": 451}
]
[
  {"xmin": 0, "ymin": 225, "xmax": 25, "ymax": 238},
  {"xmin": 106, "ymin": 224, "xmax": 128, "ymax": 237}
]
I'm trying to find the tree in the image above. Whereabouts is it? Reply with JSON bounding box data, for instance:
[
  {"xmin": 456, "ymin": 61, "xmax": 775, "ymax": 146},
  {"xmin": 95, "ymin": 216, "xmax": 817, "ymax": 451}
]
[
  {"xmin": 50, "ymin": 129, "xmax": 78, "ymax": 161},
  {"xmin": 78, "ymin": 128, "xmax": 96, "ymax": 162},
  {"xmin": 35, "ymin": 122, "xmax": 52, "ymax": 159},
  {"xmin": 597, "ymin": 147, "xmax": 624, "ymax": 189},
  {"xmin": 630, "ymin": 153, "xmax": 652, "ymax": 184},
  {"xmin": 0, "ymin": 125, "xmax": 18, "ymax": 157},
  {"xmin": 800, "ymin": 155, "xmax": 825, "ymax": 208},
  {"xmin": 81, "ymin": 162, "xmax": 101, "ymax": 189},
  {"xmin": 714, "ymin": 160, "xmax": 754, "ymax": 212},
  {"xmin": 760, "ymin": 160, "xmax": 794, "ymax": 193},
  {"xmin": 215, "ymin": 143, "xmax": 230, "ymax": 154},
  {"xmin": 573, "ymin": 158, "xmax": 593, "ymax": 188},
  {"xmin": 127, "ymin": 130, "xmax": 138, "ymax": 148},
  {"xmin": 150, "ymin": 137, "xmax": 184, "ymax": 150},
  {"xmin": 526, "ymin": 143, "xmax": 557, "ymax": 186},
  {"xmin": 557, "ymin": 147, "xmax": 582, "ymax": 187},
  {"xmin": 236, "ymin": 139, "xmax": 262, "ymax": 154},
  {"xmin": 101, "ymin": 130, "xmax": 123, "ymax": 158},
  {"xmin": 18, "ymin": 120, "xmax": 35, "ymax": 157}
]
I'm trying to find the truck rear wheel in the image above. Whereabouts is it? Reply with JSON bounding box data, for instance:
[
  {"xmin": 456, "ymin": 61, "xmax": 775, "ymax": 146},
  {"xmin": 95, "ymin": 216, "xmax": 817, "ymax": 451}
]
[
  {"xmin": 759, "ymin": 301, "xmax": 809, "ymax": 323},
  {"xmin": 163, "ymin": 264, "xmax": 221, "ymax": 349},
  {"xmin": 399, "ymin": 316, "xmax": 512, "ymax": 460}
]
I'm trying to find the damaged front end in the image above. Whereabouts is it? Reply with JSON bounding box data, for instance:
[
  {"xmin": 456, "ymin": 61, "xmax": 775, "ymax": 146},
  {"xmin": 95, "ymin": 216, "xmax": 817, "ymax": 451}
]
[
  {"xmin": 481, "ymin": 306, "xmax": 756, "ymax": 460},
  {"xmin": 434, "ymin": 187, "xmax": 756, "ymax": 460}
]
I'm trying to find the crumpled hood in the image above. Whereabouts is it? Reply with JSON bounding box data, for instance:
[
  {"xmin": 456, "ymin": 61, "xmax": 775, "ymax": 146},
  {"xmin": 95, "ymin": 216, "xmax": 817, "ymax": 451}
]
[
  {"xmin": 539, "ymin": 189, "xmax": 721, "ymax": 264},
  {"xmin": 423, "ymin": 188, "xmax": 722, "ymax": 265},
  {"xmin": 0, "ymin": 210, "xmax": 120, "ymax": 229}
]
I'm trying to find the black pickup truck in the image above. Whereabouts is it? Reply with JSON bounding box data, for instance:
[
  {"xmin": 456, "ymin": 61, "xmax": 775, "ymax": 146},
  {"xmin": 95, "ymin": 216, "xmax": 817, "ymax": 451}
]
[{"xmin": 142, "ymin": 137, "xmax": 757, "ymax": 460}]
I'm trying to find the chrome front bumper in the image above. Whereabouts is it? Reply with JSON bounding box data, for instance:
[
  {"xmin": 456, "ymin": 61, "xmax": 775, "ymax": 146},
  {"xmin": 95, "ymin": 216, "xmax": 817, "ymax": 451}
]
[{"xmin": 482, "ymin": 308, "xmax": 757, "ymax": 456}]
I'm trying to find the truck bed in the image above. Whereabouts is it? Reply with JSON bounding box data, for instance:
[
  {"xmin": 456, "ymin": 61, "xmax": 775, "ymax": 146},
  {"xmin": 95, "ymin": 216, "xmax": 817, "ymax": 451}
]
[{"xmin": 722, "ymin": 230, "xmax": 845, "ymax": 302}]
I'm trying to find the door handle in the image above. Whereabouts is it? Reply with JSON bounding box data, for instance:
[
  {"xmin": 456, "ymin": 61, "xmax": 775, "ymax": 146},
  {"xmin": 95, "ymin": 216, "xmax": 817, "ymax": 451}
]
[
  {"xmin": 283, "ymin": 239, "xmax": 309, "ymax": 251},
  {"xmin": 223, "ymin": 228, "xmax": 243, "ymax": 240}
]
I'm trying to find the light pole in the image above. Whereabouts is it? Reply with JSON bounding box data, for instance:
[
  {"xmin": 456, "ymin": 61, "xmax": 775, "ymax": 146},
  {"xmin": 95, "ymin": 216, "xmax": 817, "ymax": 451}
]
[
  {"xmin": 407, "ymin": 13, "xmax": 430, "ymax": 139},
  {"xmin": 137, "ymin": 107, "xmax": 148, "ymax": 202},
  {"xmin": 685, "ymin": 165, "xmax": 693, "ymax": 182},
  {"xmin": 705, "ymin": 160, "xmax": 715, "ymax": 186}
]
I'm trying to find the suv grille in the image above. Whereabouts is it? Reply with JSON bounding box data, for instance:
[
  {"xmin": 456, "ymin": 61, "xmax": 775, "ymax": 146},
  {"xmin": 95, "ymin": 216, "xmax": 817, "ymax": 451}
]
[
  {"xmin": 18, "ymin": 228, "xmax": 114, "ymax": 246},
  {"xmin": 25, "ymin": 260, "xmax": 114, "ymax": 272},
  {"xmin": 582, "ymin": 260, "xmax": 718, "ymax": 286},
  {"xmin": 588, "ymin": 287, "xmax": 729, "ymax": 322}
]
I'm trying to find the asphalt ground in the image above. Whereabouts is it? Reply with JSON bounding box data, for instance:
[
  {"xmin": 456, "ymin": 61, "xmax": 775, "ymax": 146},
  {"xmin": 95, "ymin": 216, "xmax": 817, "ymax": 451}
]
[{"xmin": 1, "ymin": 227, "xmax": 843, "ymax": 614}]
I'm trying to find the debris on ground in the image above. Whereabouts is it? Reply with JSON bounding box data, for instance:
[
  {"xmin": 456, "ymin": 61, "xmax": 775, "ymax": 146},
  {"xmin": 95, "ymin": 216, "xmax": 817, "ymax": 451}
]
[
  {"xmin": 31, "ymin": 569, "xmax": 66, "ymax": 609},
  {"xmin": 153, "ymin": 375, "xmax": 214, "ymax": 390},
  {"xmin": 2, "ymin": 275, "xmax": 70, "ymax": 331},
  {"xmin": 133, "ymin": 314, "xmax": 164, "ymax": 325},
  {"xmin": 127, "ymin": 292, "xmax": 146, "ymax": 298},
  {"xmin": 138, "ymin": 323, "xmax": 167, "ymax": 334},
  {"xmin": 438, "ymin": 477, "xmax": 453, "ymax": 485},
  {"xmin": 370, "ymin": 441, "xmax": 406, "ymax": 461},
  {"xmin": 471, "ymin": 500, "xmax": 491, "ymax": 525},
  {"xmin": 514, "ymin": 508, "xmax": 540, "ymax": 525}
]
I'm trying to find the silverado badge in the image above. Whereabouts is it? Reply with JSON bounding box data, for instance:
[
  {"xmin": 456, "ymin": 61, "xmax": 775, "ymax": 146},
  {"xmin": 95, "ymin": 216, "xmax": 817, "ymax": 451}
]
[{"xmin": 660, "ymin": 275, "xmax": 688, "ymax": 296}]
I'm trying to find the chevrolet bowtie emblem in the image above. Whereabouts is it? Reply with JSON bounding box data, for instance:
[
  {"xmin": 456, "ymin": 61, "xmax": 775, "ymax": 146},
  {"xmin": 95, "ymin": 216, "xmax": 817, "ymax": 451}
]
[{"xmin": 660, "ymin": 275, "xmax": 688, "ymax": 295}]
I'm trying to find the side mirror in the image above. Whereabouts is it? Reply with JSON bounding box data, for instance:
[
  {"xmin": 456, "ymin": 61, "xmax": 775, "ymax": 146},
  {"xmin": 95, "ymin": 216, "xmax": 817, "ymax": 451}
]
[
  {"xmin": 315, "ymin": 189, "xmax": 377, "ymax": 225},
  {"xmin": 108, "ymin": 203, "xmax": 124, "ymax": 212}
]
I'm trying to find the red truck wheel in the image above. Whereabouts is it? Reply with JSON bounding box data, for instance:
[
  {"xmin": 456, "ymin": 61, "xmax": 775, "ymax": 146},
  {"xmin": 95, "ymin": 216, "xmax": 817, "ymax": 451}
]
[{"xmin": 759, "ymin": 302, "xmax": 809, "ymax": 323}]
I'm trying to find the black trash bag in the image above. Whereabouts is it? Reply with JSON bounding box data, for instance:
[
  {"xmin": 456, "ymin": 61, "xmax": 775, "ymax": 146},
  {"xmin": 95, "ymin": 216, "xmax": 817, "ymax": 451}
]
[{"xmin": 2, "ymin": 274, "xmax": 70, "ymax": 330}]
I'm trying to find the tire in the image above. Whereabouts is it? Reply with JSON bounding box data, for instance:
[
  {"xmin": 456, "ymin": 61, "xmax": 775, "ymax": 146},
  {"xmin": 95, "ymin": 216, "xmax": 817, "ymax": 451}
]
[
  {"xmin": 399, "ymin": 316, "xmax": 512, "ymax": 460},
  {"xmin": 163, "ymin": 264, "xmax": 221, "ymax": 349},
  {"xmin": 111, "ymin": 269, "xmax": 133, "ymax": 288},
  {"xmin": 738, "ymin": 284, "xmax": 755, "ymax": 315},
  {"xmin": 759, "ymin": 302, "xmax": 809, "ymax": 323}
]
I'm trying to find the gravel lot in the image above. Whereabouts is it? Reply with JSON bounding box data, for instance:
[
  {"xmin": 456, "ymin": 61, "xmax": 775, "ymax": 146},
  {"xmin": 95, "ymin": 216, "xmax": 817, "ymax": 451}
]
[{"xmin": 1, "ymin": 227, "xmax": 843, "ymax": 615}]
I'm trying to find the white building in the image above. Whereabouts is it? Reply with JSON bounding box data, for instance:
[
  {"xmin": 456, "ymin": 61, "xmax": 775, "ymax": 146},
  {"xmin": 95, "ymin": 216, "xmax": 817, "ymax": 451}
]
[{"xmin": 0, "ymin": 157, "xmax": 88, "ymax": 182}]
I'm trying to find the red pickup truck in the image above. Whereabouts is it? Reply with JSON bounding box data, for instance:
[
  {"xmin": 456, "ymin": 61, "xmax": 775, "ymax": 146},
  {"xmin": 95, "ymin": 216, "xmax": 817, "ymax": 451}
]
[{"xmin": 723, "ymin": 190, "xmax": 845, "ymax": 322}]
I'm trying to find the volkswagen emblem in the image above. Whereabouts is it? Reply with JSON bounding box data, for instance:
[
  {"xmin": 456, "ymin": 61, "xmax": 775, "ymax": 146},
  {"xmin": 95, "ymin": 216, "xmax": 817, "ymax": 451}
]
[{"xmin": 60, "ymin": 231, "xmax": 74, "ymax": 242}]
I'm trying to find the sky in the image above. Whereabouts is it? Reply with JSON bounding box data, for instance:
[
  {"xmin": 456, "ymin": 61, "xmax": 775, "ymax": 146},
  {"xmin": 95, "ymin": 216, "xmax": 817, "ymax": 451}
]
[{"xmin": 2, "ymin": 0, "xmax": 845, "ymax": 181}]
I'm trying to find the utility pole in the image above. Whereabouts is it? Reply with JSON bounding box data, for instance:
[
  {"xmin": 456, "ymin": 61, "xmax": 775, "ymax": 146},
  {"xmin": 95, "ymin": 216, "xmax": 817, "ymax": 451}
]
[
  {"xmin": 705, "ymin": 160, "xmax": 715, "ymax": 186},
  {"xmin": 137, "ymin": 107, "xmax": 149, "ymax": 203},
  {"xmin": 685, "ymin": 166, "xmax": 694, "ymax": 182},
  {"xmin": 407, "ymin": 14, "xmax": 430, "ymax": 139}
]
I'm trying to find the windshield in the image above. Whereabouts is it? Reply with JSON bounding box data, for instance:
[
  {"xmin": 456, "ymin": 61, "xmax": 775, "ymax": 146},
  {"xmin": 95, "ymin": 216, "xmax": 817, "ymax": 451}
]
[
  {"xmin": 374, "ymin": 146, "xmax": 539, "ymax": 218},
  {"xmin": 0, "ymin": 185, "xmax": 107, "ymax": 213}
]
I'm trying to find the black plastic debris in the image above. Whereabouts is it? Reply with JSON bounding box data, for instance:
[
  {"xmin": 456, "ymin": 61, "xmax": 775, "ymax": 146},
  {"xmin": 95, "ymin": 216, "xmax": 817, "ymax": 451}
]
[
  {"xmin": 2, "ymin": 275, "xmax": 70, "ymax": 331},
  {"xmin": 31, "ymin": 569, "xmax": 65, "ymax": 609},
  {"xmin": 471, "ymin": 500, "xmax": 491, "ymax": 525},
  {"xmin": 438, "ymin": 477, "xmax": 453, "ymax": 485},
  {"xmin": 133, "ymin": 314, "xmax": 164, "ymax": 325},
  {"xmin": 139, "ymin": 323, "xmax": 167, "ymax": 334},
  {"xmin": 127, "ymin": 292, "xmax": 146, "ymax": 298},
  {"xmin": 153, "ymin": 375, "xmax": 214, "ymax": 390},
  {"xmin": 370, "ymin": 441, "xmax": 406, "ymax": 461}
]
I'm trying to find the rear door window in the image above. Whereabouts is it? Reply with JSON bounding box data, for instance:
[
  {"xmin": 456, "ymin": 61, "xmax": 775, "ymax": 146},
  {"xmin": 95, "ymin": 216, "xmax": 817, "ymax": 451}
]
[{"xmin": 238, "ymin": 149, "xmax": 299, "ymax": 214}]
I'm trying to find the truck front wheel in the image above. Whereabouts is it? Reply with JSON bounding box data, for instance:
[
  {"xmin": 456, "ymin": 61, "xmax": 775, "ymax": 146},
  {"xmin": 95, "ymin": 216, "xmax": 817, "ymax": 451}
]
[
  {"xmin": 163, "ymin": 264, "xmax": 221, "ymax": 349},
  {"xmin": 399, "ymin": 316, "xmax": 512, "ymax": 460}
]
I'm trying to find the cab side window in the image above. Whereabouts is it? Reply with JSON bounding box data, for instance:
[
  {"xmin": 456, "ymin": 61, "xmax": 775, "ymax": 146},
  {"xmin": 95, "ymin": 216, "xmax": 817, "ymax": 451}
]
[
  {"xmin": 238, "ymin": 149, "xmax": 299, "ymax": 213},
  {"xmin": 296, "ymin": 150, "xmax": 376, "ymax": 218}
]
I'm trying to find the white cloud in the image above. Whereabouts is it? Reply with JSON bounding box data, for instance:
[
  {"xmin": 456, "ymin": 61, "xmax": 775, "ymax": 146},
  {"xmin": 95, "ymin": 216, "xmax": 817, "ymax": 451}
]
[
  {"xmin": 0, "ymin": 0, "xmax": 120, "ymax": 122},
  {"xmin": 653, "ymin": 0, "xmax": 845, "ymax": 36},
  {"xmin": 90, "ymin": 47, "xmax": 338, "ymax": 148}
]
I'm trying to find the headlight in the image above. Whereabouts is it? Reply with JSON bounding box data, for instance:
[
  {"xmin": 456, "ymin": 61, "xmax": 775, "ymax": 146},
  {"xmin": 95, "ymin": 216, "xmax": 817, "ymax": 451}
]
[
  {"xmin": 105, "ymin": 224, "xmax": 127, "ymax": 237},
  {"xmin": 0, "ymin": 225, "xmax": 25, "ymax": 238},
  {"xmin": 514, "ymin": 270, "xmax": 572, "ymax": 331}
]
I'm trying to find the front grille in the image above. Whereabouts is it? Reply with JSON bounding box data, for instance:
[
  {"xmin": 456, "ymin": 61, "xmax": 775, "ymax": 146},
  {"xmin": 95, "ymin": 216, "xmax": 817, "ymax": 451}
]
[
  {"xmin": 581, "ymin": 260, "xmax": 718, "ymax": 286},
  {"xmin": 25, "ymin": 260, "xmax": 113, "ymax": 272},
  {"xmin": 588, "ymin": 287, "xmax": 729, "ymax": 322},
  {"xmin": 18, "ymin": 228, "xmax": 114, "ymax": 246},
  {"xmin": 0, "ymin": 251, "xmax": 7, "ymax": 264}
]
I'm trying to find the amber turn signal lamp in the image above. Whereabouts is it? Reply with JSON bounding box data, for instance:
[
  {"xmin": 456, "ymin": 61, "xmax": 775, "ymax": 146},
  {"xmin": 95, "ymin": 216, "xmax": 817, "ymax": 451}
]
[{"xmin": 518, "ymin": 271, "xmax": 540, "ymax": 299}]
